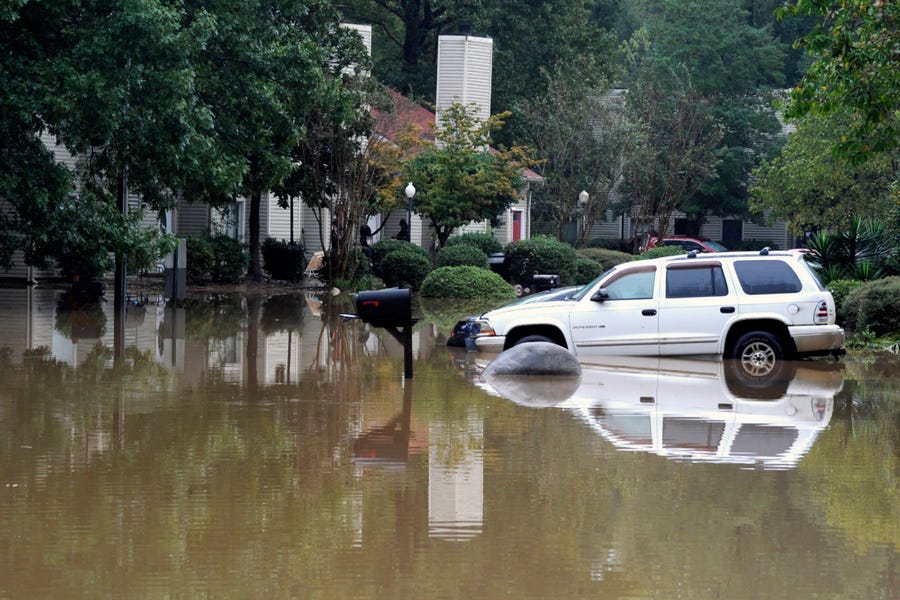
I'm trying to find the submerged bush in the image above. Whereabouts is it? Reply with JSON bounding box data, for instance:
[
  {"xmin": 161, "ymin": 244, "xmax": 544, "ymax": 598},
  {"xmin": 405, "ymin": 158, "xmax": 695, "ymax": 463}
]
[
  {"xmin": 185, "ymin": 233, "xmax": 246, "ymax": 283},
  {"xmin": 505, "ymin": 236, "xmax": 578, "ymax": 285},
  {"xmin": 420, "ymin": 266, "xmax": 517, "ymax": 302},
  {"xmin": 444, "ymin": 232, "xmax": 502, "ymax": 255},
  {"xmin": 380, "ymin": 248, "xmax": 432, "ymax": 289},
  {"xmin": 262, "ymin": 238, "xmax": 306, "ymax": 282},
  {"xmin": 841, "ymin": 276, "xmax": 900, "ymax": 336}
]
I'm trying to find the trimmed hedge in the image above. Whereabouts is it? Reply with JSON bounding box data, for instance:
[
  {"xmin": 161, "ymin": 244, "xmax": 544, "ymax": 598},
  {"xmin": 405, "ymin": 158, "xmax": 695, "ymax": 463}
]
[
  {"xmin": 827, "ymin": 279, "xmax": 865, "ymax": 326},
  {"xmin": 262, "ymin": 238, "xmax": 306, "ymax": 282},
  {"xmin": 841, "ymin": 276, "xmax": 900, "ymax": 336},
  {"xmin": 435, "ymin": 244, "xmax": 489, "ymax": 268},
  {"xmin": 577, "ymin": 247, "xmax": 634, "ymax": 270},
  {"xmin": 637, "ymin": 245, "xmax": 684, "ymax": 260},
  {"xmin": 505, "ymin": 235, "xmax": 578, "ymax": 285},
  {"xmin": 574, "ymin": 257, "xmax": 604, "ymax": 285},
  {"xmin": 445, "ymin": 232, "xmax": 502, "ymax": 255},
  {"xmin": 371, "ymin": 239, "xmax": 429, "ymax": 277},
  {"xmin": 185, "ymin": 233, "xmax": 247, "ymax": 283},
  {"xmin": 379, "ymin": 248, "xmax": 432, "ymax": 290},
  {"xmin": 420, "ymin": 266, "xmax": 517, "ymax": 302}
]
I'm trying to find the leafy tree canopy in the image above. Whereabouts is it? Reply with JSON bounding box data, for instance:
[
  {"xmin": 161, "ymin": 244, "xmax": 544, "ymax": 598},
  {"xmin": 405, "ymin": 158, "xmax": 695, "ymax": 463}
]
[
  {"xmin": 403, "ymin": 102, "xmax": 533, "ymax": 248},
  {"xmin": 777, "ymin": 0, "xmax": 900, "ymax": 161}
]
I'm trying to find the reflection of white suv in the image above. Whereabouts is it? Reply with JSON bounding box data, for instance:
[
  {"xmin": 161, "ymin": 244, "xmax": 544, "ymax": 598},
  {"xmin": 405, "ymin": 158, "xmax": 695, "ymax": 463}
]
[{"xmin": 473, "ymin": 250, "xmax": 845, "ymax": 369}]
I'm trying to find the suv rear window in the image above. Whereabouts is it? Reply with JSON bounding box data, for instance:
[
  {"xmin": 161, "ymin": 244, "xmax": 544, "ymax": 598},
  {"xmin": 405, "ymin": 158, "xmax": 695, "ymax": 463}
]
[
  {"xmin": 666, "ymin": 265, "xmax": 729, "ymax": 298},
  {"xmin": 734, "ymin": 260, "xmax": 802, "ymax": 295}
]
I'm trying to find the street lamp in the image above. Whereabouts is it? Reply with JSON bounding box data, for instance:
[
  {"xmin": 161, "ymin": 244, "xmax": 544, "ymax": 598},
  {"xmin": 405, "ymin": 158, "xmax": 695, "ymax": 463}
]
[
  {"xmin": 405, "ymin": 182, "xmax": 415, "ymax": 241},
  {"xmin": 578, "ymin": 190, "xmax": 589, "ymax": 209}
]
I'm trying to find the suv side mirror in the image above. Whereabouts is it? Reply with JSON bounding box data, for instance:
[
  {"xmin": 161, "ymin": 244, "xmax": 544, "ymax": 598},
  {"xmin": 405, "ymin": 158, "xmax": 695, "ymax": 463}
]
[{"xmin": 591, "ymin": 288, "xmax": 610, "ymax": 302}]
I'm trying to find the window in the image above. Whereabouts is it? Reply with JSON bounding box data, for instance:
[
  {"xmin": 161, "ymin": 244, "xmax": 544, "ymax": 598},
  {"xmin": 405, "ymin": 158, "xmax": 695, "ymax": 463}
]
[
  {"xmin": 666, "ymin": 265, "xmax": 729, "ymax": 298},
  {"xmin": 604, "ymin": 268, "xmax": 656, "ymax": 300},
  {"xmin": 734, "ymin": 260, "xmax": 802, "ymax": 295}
]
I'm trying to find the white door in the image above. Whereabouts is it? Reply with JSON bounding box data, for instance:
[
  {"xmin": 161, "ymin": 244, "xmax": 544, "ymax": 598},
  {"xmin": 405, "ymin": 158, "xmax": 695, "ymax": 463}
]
[
  {"xmin": 657, "ymin": 261, "xmax": 737, "ymax": 355},
  {"xmin": 569, "ymin": 265, "xmax": 660, "ymax": 358}
]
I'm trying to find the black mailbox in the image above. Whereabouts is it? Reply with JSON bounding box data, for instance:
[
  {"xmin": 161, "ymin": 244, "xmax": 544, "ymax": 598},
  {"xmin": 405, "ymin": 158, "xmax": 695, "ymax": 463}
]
[
  {"xmin": 355, "ymin": 287, "xmax": 411, "ymax": 327},
  {"xmin": 488, "ymin": 252, "xmax": 509, "ymax": 279},
  {"xmin": 532, "ymin": 273, "xmax": 560, "ymax": 291}
]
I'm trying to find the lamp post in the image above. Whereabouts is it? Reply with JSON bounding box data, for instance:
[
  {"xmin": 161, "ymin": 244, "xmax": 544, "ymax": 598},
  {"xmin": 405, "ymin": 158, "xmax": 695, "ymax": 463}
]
[
  {"xmin": 577, "ymin": 190, "xmax": 589, "ymax": 245},
  {"xmin": 405, "ymin": 182, "xmax": 415, "ymax": 241}
]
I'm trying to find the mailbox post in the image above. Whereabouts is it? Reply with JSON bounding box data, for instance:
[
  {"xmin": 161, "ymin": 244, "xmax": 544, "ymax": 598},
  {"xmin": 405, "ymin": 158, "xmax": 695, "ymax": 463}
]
[{"xmin": 349, "ymin": 288, "xmax": 417, "ymax": 378}]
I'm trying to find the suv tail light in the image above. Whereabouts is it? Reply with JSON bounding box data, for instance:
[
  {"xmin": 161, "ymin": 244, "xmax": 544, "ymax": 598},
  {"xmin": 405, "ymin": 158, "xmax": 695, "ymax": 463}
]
[{"xmin": 815, "ymin": 299, "xmax": 830, "ymax": 324}]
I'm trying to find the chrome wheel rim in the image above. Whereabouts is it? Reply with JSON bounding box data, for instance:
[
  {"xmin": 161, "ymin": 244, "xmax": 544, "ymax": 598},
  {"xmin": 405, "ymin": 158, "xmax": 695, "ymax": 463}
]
[{"xmin": 740, "ymin": 342, "xmax": 776, "ymax": 376}]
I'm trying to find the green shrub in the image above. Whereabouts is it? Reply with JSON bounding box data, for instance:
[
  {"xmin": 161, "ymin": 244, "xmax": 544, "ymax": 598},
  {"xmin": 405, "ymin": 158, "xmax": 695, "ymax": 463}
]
[
  {"xmin": 729, "ymin": 239, "xmax": 778, "ymax": 251},
  {"xmin": 574, "ymin": 257, "xmax": 603, "ymax": 285},
  {"xmin": 371, "ymin": 239, "xmax": 429, "ymax": 277},
  {"xmin": 318, "ymin": 247, "xmax": 371, "ymax": 286},
  {"xmin": 827, "ymin": 279, "xmax": 865, "ymax": 325},
  {"xmin": 637, "ymin": 245, "xmax": 684, "ymax": 260},
  {"xmin": 842, "ymin": 276, "xmax": 900, "ymax": 336},
  {"xmin": 505, "ymin": 236, "xmax": 578, "ymax": 285},
  {"xmin": 185, "ymin": 233, "xmax": 247, "ymax": 283},
  {"xmin": 577, "ymin": 247, "xmax": 634, "ymax": 270},
  {"xmin": 262, "ymin": 238, "xmax": 306, "ymax": 282},
  {"xmin": 420, "ymin": 266, "xmax": 517, "ymax": 302},
  {"xmin": 445, "ymin": 232, "xmax": 502, "ymax": 255},
  {"xmin": 587, "ymin": 237, "xmax": 633, "ymax": 253},
  {"xmin": 380, "ymin": 248, "xmax": 432, "ymax": 289},
  {"xmin": 435, "ymin": 244, "xmax": 489, "ymax": 268}
]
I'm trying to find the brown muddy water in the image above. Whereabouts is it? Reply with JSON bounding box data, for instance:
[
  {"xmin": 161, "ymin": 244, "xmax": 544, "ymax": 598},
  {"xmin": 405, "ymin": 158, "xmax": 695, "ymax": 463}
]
[{"xmin": 0, "ymin": 287, "xmax": 895, "ymax": 598}]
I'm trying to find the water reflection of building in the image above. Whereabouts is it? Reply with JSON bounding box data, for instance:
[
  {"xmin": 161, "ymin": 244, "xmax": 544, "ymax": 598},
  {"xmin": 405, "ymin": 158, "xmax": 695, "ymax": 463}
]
[{"xmin": 428, "ymin": 409, "xmax": 484, "ymax": 541}]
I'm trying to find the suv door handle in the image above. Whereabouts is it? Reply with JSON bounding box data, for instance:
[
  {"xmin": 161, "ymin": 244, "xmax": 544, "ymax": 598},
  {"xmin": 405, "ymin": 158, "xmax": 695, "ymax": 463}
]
[
  {"xmin": 642, "ymin": 309, "xmax": 657, "ymax": 316},
  {"xmin": 720, "ymin": 306, "xmax": 735, "ymax": 313}
]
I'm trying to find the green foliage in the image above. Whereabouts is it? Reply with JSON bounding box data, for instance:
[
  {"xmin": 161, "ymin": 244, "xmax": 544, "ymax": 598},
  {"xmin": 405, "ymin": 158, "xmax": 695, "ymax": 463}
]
[
  {"xmin": 637, "ymin": 245, "xmax": 684, "ymax": 260},
  {"xmin": 827, "ymin": 279, "xmax": 865, "ymax": 326},
  {"xmin": 261, "ymin": 238, "xmax": 306, "ymax": 282},
  {"xmin": 505, "ymin": 236, "xmax": 578, "ymax": 285},
  {"xmin": 184, "ymin": 234, "xmax": 247, "ymax": 284},
  {"xmin": 576, "ymin": 248, "xmax": 634, "ymax": 270},
  {"xmin": 371, "ymin": 239, "xmax": 430, "ymax": 278},
  {"xmin": 444, "ymin": 232, "xmax": 502, "ymax": 255},
  {"xmin": 379, "ymin": 248, "xmax": 432, "ymax": 290},
  {"xmin": 777, "ymin": 0, "xmax": 900, "ymax": 160},
  {"xmin": 728, "ymin": 239, "xmax": 778, "ymax": 251},
  {"xmin": 804, "ymin": 218, "xmax": 895, "ymax": 284},
  {"xmin": 587, "ymin": 237, "xmax": 633, "ymax": 253},
  {"xmin": 403, "ymin": 103, "xmax": 533, "ymax": 247},
  {"xmin": 319, "ymin": 247, "xmax": 371, "ymax": 287},
  {"xmin": 749, "ymin": 112, "xmax": 897, "ymax": 230},
  {"xmin": 420, "ymin": 266, "xmax": 517, "ymax": 302},
  {"xmin": 574, "ymin": 257, "xmax": 603, "ymax": 285},
  {"xmin": 435, "ymin": 244, "xmax": 489, "ymax": 269},
  {"xmin": 841, "ymin": 277, "xmax": 900, "ymax": 337}
]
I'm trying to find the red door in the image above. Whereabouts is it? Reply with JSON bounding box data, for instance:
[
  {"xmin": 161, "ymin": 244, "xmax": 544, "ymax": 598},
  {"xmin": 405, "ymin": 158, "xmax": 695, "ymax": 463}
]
[{"xmin": 512, "ymin": 210, "xmax": 523, "ymax": 241}]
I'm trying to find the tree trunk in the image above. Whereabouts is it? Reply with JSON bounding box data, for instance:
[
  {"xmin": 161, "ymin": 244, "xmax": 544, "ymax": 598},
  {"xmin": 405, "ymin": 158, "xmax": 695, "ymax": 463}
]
[{"xmin": 248, "ymin": 190, "xmax": 262, "ymax": 282}]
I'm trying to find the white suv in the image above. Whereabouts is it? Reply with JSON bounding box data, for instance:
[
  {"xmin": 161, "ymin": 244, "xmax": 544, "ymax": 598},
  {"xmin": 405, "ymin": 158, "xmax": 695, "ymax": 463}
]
[{"xmin": 472, "ymin": 249, "xmax": 845, "ymax": 367}]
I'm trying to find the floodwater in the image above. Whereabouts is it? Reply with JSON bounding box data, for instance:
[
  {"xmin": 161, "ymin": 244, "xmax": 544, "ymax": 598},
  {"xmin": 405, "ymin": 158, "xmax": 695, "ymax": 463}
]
[{"xmin": 0, "ymin": 287, "xmax": 895, "ymax": 599}]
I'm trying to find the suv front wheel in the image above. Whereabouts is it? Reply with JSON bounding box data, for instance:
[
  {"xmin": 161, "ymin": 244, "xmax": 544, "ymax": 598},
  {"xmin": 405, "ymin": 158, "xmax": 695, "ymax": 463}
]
[{"xmin": 730, "ymin": 331, "xmax": 783, "ymax": 376}]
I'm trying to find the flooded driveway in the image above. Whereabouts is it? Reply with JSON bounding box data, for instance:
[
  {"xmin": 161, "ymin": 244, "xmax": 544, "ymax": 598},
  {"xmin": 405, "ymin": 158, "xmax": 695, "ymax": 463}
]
[{"xmin": 0, "ymin": 288, "xmax": 895, "ymax": 598}]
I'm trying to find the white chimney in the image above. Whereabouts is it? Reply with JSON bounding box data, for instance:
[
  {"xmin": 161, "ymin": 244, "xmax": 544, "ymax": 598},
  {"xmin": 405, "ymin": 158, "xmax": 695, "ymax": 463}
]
[
  {"xmin": 436, "ymin": 34, "xmax": 493, "ymax": 128},
  {"xmin": 341, "ymin": 23, "xmax": 372, "ymax": 57}
]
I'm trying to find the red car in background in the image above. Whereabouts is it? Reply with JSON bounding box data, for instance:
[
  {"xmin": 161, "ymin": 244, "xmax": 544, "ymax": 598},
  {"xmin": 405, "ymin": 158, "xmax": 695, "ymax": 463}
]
[{"xmin": 645, "ymin": 236, "xmax": 728, "ymax": 253}]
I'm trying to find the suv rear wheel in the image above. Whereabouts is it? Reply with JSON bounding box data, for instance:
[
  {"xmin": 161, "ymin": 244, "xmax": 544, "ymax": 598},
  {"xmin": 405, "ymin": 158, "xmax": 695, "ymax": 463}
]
[{"xmin": 730, "ymin": 331, "xmax": 783, "ymax": 376}]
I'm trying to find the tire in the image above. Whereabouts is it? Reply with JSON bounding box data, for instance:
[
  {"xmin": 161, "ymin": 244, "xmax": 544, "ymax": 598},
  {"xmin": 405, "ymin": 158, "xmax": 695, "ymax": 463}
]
[
  {"xmin": 729, "ymin": 331, "xmax": 783, "ymax": 378},
  {"xmin": 724, "ymin": 357, "xmax": 795, "ymax": 400},
  {"xmin": 515, "ymin": 334, "xmax": 556, "ymax": 346}
]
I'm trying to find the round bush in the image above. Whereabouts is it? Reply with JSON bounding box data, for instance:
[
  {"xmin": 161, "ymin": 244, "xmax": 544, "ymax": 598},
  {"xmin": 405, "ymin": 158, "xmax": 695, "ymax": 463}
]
[
  {"xmin": 842, "ymin": 276, "xmax": 900, "ymax": 336},
  {"xmin": 420, "ymin": 266, "xmax": 517, "ymax": 302},
  {"xmin": 827, "ymin": 279, "xmax": 865, "ymax": 325},
  {"xmin": 445, "ymin": 232, "xmax": 502, "ymax": 255},
  {"xmin": 371, "ymin": 239, "xmax": 429, "ymax": 277},
  {"xmin": 380, "ymin": 248, "xmax": 433, "ymax": 290},
  {"xmin": 574, "ymin": 257, "xmax": 603, "ymax": 285},
  {"xmin": 435, "ymin": 244, "xmax": 489, "ymax": 268},
  {"xmin": 505, "ymin": 236, "xmax": 578, "ymax": 285},
  {"xmin": 577, "ymin": 247, "xmax": 634, "ymax": 270}
]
